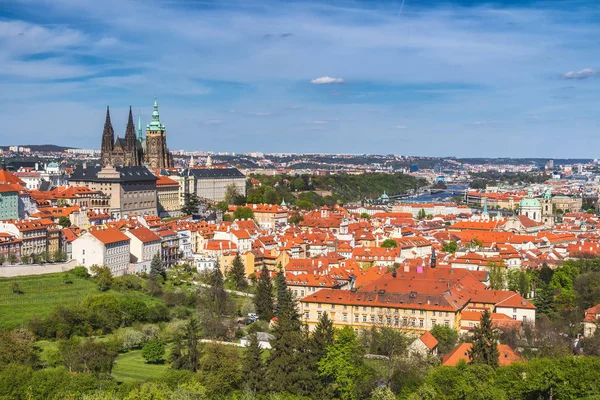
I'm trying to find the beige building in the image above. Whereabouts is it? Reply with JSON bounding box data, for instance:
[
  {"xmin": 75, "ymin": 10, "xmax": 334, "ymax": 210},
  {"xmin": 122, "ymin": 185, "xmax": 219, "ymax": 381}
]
[
  {"xmin": 69, "ymin": 165, "xmax": 158, "ymax": 218},
  {"xmin": 0, "ymin": 219, "xmax": 49, "ymax": 257},
  {"xmin": 190, "ymin": 168, "xmax": 246, "ymax": 203},
  {"xmin": 248, "ymin": 203, "xmax": 288, "ymax": 229},
  {"xmin": 155, "ymin": 175, "xmax": 181, "ymax": 217},
  {"xmin": 72, "ymin": 228, "xmax": 131, "ymax": 275},
  {"xmin": 125, "ymin": 227, "xmax": 161, "ymax": 263}
]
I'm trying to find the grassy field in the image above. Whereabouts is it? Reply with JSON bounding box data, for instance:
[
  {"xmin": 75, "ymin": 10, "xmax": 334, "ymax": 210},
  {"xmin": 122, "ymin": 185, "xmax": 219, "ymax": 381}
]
[
  {"xmin": 112, "ymin": 349, "xmax": 169, "ymax": 382},
  {"xmin": 0, "ymin": 273, "xmax": 96, "ymax": 328}
]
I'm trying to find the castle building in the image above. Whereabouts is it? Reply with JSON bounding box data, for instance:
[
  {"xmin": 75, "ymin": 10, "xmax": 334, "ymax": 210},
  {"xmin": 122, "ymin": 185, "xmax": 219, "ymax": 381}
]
[
  {"xmin": 145, "ymin": 98, "xmax": 174, "ymax": 169},
  {"xmin": 100, "ymin": 98, "xmax": 173, "ymax": 169}
]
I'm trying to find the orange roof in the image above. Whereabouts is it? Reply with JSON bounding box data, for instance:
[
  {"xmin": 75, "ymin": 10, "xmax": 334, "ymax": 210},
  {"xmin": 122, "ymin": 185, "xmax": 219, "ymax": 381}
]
[
  {"xmin": 419, "ymin": 331, "xmax": 438, "ymax": 350},
  {"xmin": 441, "ymin": 343, "xmax": 524, "ymax": 366},
  {"xmin": 127, "ymin": 227, "xmax": 161, "ymax": 243},
  {"xmin": 155, "ymin": 175, "xmax": 179, "ymax": 187},
  {"xmin": 89, "ymin": 228, "xmax": 130, "ymax": 245},
  {"xmin": 0, "ymin": 169, "xmax": 25, "ymax": 186}
]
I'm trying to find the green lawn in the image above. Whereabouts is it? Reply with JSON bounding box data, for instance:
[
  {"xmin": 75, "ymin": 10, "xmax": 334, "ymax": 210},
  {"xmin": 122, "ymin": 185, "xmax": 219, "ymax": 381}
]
[
  {"xmin": 112, "ymin": 349, "xmax": 169, "ymax": 382},
  {"xmin": 0, "ymin": 273, "xmax": 97, "ymax": 328}
]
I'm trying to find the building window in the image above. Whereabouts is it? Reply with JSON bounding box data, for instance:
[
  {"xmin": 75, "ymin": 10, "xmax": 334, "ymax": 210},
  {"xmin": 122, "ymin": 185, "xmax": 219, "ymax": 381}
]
[
  {"xmin": 304, "ymin": 312, "xmax": 309, "ymax": 319},
  {"xmin": 343, "ymin": 314, "xmax": 348, "ymax": 322},
  {"xmin": 331, "ymin": 304, "xmax": 335, "ymax": 309},
  {"xmin": 370, "ymin": 315, "xmax": 375, "ymax": 323},
  {"xmin": 444, "ymin": 320, "xmax": 450, "ymax": 326},
  {"xmin": 318, "ymin": 303, "xmax": 322, "ymax": 308},
  {"xmin": 513, "ymin": 308, "xmax": 517, "ymax": 313},
  {"xmin": 363, "ymin": 315, "xmax": 367, "ymax": 322},
  {"xmin": 419, "ymin": 319, "xmax": 424, "ymax": 327},
  {"xmin": 513, "ymin": 315, "xmax": 517, "ymax": 320},
  {"xmin": 355, "ymin": 315, "xmax": 359, "ymax": 322},
  {"xmin": 420, "ymin": 310, "xmax": 424, "ymax": 315}
]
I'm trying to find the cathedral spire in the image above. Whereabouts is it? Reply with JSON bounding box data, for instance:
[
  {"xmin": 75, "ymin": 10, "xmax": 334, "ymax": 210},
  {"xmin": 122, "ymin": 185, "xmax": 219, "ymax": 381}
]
[
  {"xmin": 137, "ymin": 112, "xmax": 143, "ymax": 141},
  {"xmin": 101, "ymin": 106, "xmax": 115, "ymax": 166},
  {"xmin": 125, "ymin": 106, "xmax": 137, "ymax": 153}
]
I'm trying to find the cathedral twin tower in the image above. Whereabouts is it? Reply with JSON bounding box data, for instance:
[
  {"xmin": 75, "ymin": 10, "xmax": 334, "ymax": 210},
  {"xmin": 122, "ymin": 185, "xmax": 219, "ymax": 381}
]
[{"xmin": 101, "ymin": 98, "xmax": 174, "ymax": 169}]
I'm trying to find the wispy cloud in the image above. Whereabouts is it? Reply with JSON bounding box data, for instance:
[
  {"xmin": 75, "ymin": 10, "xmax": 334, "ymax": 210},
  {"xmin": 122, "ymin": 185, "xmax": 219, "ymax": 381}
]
[
  {"xmin": 310, "ymin": 76, "xmax": 345, "ymax": 85},
  {"xmin": 563, "ymin": 68, "xmax": 598, "ymax": 79}
]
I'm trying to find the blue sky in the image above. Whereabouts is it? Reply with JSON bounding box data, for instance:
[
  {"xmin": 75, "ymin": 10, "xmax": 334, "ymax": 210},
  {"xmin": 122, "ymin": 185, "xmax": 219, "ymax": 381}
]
[{"xmin": 1, "ymin": 0, "xmax": 599, "ymax": 157}]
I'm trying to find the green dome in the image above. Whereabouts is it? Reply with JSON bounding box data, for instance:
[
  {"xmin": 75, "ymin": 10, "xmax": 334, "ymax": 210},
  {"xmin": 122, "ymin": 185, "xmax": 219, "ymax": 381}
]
[{"xmin": 520, "ymin": 198, "xmax": 541, "ymax": 208}]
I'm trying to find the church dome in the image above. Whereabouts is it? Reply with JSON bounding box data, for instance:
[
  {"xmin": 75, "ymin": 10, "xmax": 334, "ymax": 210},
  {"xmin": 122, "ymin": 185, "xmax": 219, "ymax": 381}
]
[{"xmin": 520, "ymin": 197, "xmax": 541, "ymax": 208}]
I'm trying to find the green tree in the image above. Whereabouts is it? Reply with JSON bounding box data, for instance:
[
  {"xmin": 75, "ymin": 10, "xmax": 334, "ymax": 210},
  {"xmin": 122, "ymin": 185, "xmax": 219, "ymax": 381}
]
[
  {"xmin": 0, "ymin": 329, "xmax": 40, "ymax": 369},
  {"xmin": 417, "ymin": 208, "xmax": 427, "ymax": 220},
  {"xmin": 58, "ymin": 216, "xmax": 71, "ymax": 228},
  {"xmin": 318, "ymin": 327, "xmax": 365, "ymax": 400},
  {"xmin": 197, "ymin": 343, "xmax": 241, "ymax": 397},
  {"xmin": 170, "ymin": 317, "xmax": 201, "ymax": 372},
  {"xmin": 149, "ymin": 253, "xmax": 166, "ymax": 280},
  {"xmin": 181, "ymin": 193, "xmax": 200, "ymax": 215},
  {"xmin": 142, "ymin": 339, "xmax": 166, "ymax": 364},
  {"xmin": 228, "ymin": 253, "xmax": 248, "ymax": 290},
  {"xmin": 468, "ymin": 310, "xmax": 499, "ymax": 368},
  {"xmin": 442, "ymin": 240, "xmax": 458, "ymax": 254},
  {"xmin": 224, "ymin": 184, "xmax": 241, "ymax": 204},
  {"xmin": 242, "ymin": 334, "xmax": 265, "ymax": 395},
  {"xmin": 430, "ymin": 325, "xmax": 459, "ymax": 355},
  {"xmin": 53, "ymin": 249, "xmax": 66, "ymax": 262},
  {"xmin": 312, "ymin": 312, "xmax": 335, "ymax": 360},
  {"xmin": 254, "ymin": 264, "xmax": 274, "ymax": 321},
  {"xmin": 90, "ymin": 265, "xmax": 113, "ymax": 291},
  {"xmin": 371, "ymin": 386, "xmax": 396, "ymax": 400},
  {"xmin": 275, "ymin": 267, "xmax": 292, "ymax": 317},
  {"xmin": 487, "ymin": 261, "xmax": 507, "ymax": 290},
  {"xmin": 381, "ymin": 239, "xmax": 398, "ymax": 248},
  {"xmin": 296, "ymin": 199, "xmax": 314, "ymax": 210},
  {"xmin": 360, "ymin": 212, "xmax": 371, "ymax": 220},
  {"xmin": 60, "ymin": 337, "xmax": 117, "ymax": 374},
  {"xmin": 233, "ymin": 206, "xmax": 255, "ymax": 220},
  {"xmin": 215, "ymin": 201, "xmax": 229, "ymax": 213},
  {"xmin": 7, "ymin": 253, "xmax": 17, "ymax": 264}
]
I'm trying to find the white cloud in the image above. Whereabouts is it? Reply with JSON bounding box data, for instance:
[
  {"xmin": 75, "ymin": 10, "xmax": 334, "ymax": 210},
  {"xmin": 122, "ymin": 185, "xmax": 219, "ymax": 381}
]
[
  {"xmin": 310, "ymin": 76, "xmax": 345, "ymax": 84},
  {"xmin": 563, "ymin": 68, "xmax": 598, "ymax": 79}
]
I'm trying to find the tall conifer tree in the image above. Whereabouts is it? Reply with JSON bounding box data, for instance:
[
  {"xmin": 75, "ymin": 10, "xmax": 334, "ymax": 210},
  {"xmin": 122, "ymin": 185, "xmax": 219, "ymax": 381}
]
[
  {"xmin": 254, "ymin": 264, "xmax": 274, "ymax": 321},
  {"xmin": 468, "ymin": 309, "xmax": 500, "ymax": 367},
  {"xmin": 242, "ymin": 333, "xmax": 265, "ymax": 394}
]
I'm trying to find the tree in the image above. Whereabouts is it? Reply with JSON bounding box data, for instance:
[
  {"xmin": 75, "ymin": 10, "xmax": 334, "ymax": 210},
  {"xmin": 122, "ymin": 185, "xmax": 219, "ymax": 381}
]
[
  {"xmin": 381, "ymin": 239, "xmax": 398, "ymax": 248},
  {"xmin": 242, "ymin": 334, "xmax": 265, "ymax": 394},
  {"xmin": 376, "ymin": 326, "xmax": 408, "ymax": 384},
  {"xmin": 58, "ymin": 216, "xmax": 71, "ymax": 228},
  {"xmin": 318, "ymin": 326, "xmax": 365, "ymax": 400},
  {"xmin": 275, "ymin": 267, "xmax": 292, "ymax": 317},
  {"xmin": 0, "ymin": 254, "xmax": 5, "ymax": 266},
  {"xmin": 53, "ymin": 249, "xmax": 66, "ymax": 262},
  {"xmin": 254, "ymin": 264, "xmax": 274, "ymax": 321},
  {"xmin": 442, "ymin": 240, "xmax": 458, "ymax": 254},
  {"xmin": 417, "ymin": 208, "xmax": 427, "ymax": 220},
  {"xmin": 228, "ymin": 253, "xmax": 248, "ymax": 290},
  {"xmin": 233, "ymin": 206, "xmax": 254, "ymax": 220},
  {"xmin": 181, "ymin": 193, "xmax": 200, "ymax": 215},
  {"xmin": 60, "ymin": 337, "xmax": 117, "ymax": 374},
  {"xmin": 468, "ymin": 310, "xmax": 499, "ymax": 367},
  {"xmin": 216, "ymin": 201, "xmax": 229, "ymax": 213},
  {"xmin": 142, "ymin": 339, "xmax": 166, "ymax": 364},
  {"xmin": 198, "ymin": 342, "xmax": 242, "ymax": 397},
  {"xmin": 0, "ymin": 329, "xmax": 40, "ymax": 369},
  {"xmin": 224, "ymin": 184, "xmax": 241, "ymax": 205},
  {"xmin": 430, "ymin": 325, "xmax": 459, "ymax": 355},
  {"xmin": 487, "ymin": 261, "xmax": 507, "ymax": 290},
  {"xmin": 360, "ymin": 212, "xmax": 371, "ymax": 220},
  {"xmin": 170, "ymin": 317, "xmax": 201, "ymax": 372},
  {"xmin": 296, "ymin": 199, "xmax": 314, "ymax": 210},
  {"xmin": 149, "ymin": 253, "xmax": 166, "ymax": 280},
  {"xmin": 371, "ymin": 386, "xmax": 396, "ymax": 400},
  {"xmin": 7, "ymin": 253, "xmax": 17, "ymax": 265},
  {"xmin": 312, "ymin": 312, "xmax": 335, "ymax": 360},
  {"xmin": 90, "ymin": 265, "xmax": 112, "ymax": 291}
]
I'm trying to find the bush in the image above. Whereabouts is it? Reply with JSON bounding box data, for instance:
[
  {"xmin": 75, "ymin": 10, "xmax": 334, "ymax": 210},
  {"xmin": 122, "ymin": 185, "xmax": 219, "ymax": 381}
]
[
  {"xmin": 118, "ymin": 329, "xmax": 145, "ymax": 351},
  {"xmin": 71, "ymin": 266, "xmax": 90, "ymax": 278},
  {"xmin": 142, "ymin": 339, "xmax": 166, "ymax": 364}
]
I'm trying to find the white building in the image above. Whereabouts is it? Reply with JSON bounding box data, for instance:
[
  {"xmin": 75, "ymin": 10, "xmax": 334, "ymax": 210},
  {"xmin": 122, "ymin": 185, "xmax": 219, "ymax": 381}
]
[
  {"xmin": 72, "ymin": 228, "xmax": 131, "ymax": 276},
  {"xmin": 124, "ymin": 227, "xmax": 161, "ymax": 267}
]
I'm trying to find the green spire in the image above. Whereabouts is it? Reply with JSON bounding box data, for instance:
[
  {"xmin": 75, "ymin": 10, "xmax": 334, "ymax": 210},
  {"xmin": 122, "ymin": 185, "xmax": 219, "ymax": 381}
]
[
  {"xmin": 147, "ymin": 97, "xmax": 165, "ymax": 131},
  {"xmin": 137, "ymin": 112, "xmax": 143, "ymax": 140}
]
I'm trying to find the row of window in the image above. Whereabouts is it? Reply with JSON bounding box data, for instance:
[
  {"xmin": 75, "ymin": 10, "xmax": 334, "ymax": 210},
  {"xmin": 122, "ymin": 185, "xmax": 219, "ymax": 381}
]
[
  {"xmin": 311, "ymin": 303, "xmax": 450, "ymax": 317},
  {"xmin": 310, "ymin": 311, "xmax": 451, "ymax": 327}
]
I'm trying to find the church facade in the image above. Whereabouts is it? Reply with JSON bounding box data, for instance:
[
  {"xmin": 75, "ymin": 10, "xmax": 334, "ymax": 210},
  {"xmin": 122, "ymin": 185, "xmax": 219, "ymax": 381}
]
[{"xmin": 100, "ymin": 99, "xmax": 173, "ymax": 169}]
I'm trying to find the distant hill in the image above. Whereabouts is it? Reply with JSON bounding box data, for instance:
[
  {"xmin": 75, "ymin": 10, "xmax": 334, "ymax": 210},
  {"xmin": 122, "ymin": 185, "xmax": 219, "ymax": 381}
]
[{"xmin": 0, "ymin": 144, "xmax": 74, "ymax": 152}]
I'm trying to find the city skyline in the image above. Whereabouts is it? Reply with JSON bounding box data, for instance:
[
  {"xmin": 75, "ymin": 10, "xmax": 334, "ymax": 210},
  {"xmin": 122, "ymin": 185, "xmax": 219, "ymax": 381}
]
[{"xmin": 1, "ymin": 0, "xmax": 600, "ymax": 157}]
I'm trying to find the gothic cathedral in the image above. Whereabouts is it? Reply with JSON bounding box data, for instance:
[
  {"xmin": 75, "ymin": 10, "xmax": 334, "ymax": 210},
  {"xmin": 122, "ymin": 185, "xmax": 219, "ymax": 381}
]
[{"xmin": 100, "ymin": 98, "xmax": 173, "ymax": 169}]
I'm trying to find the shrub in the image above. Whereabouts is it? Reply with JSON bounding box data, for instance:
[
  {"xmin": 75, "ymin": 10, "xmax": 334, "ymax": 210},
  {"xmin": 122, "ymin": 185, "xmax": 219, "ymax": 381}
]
[
  {"xmin": 142, "ymin": 339, "xmax": 166, "ymax": 364},
  {"xmin": 70, "ymin": 266, "xmax": 90, "ymax": 278}
]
